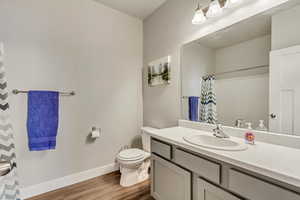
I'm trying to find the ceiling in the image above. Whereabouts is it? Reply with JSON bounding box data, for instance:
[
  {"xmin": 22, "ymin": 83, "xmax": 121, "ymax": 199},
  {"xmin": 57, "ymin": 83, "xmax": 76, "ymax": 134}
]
[
  {"xmin": 197, "ymin": 14, "xmax": 272, "ymax": 49},
  {"xmin": 94, "ymin": 0, "xmax": 167, "ymax": 20}
]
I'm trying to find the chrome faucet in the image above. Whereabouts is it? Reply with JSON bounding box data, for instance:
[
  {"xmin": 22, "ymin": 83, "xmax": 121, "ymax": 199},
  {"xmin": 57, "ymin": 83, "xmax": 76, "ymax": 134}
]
[
  {"xmin": 213, "ymin": 124, "xmax": 230, "ymax": 139},
  {"xmin": 235, "ymin": 119, "xmax": 244, "ymax": 128}
]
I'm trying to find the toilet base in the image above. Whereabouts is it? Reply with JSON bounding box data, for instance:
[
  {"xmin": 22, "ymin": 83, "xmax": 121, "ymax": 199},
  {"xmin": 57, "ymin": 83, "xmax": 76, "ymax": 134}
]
[{"xmin": 120, "ymin": 160, "xmax": 150, "ymax": 187}]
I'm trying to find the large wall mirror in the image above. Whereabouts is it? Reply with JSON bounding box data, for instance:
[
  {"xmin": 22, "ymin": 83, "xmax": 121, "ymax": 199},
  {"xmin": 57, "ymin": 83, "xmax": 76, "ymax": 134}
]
[{"xmin": 181, "ymin": 0, "xmax": 300, "ymax": 136}]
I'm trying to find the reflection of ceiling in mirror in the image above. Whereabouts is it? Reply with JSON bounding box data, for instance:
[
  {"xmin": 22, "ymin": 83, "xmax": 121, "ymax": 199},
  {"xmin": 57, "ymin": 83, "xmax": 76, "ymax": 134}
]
[
  {"xmin": 197, "ymin": 14, "xmax": 272, "ymax": 49},
  {"xmin": 194, "ymin": 0, "xmax": 300, "ymax": 49}
]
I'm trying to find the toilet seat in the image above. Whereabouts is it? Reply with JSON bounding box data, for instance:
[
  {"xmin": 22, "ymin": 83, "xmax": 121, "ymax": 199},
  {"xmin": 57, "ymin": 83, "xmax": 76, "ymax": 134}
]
[{"xmin": 117, "ymin": 148, "xmax": 145, "ymax": 161}]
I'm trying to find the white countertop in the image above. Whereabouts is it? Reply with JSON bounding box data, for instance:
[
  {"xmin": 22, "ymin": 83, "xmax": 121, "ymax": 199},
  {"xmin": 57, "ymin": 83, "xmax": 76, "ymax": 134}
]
[{"xmin": 145, "ymin": 126, "xmax": 300, "ymax": 188}]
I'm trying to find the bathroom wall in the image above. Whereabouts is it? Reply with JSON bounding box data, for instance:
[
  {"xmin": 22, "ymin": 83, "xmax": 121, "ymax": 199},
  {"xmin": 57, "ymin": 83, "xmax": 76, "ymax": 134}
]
[
  {"xmin": 215, "ymin": 35, "xmax": 271, "ymax": 73},
  {"xmin": 143, "ymin": 0, "xmax": 291, "ymax": 128},
  {"xmin": 272, "ymin": 4, "xmax": 300, "ymax": 50},
  {"xmin": 0, "ymin": 0, "xmax": 142, "ymax": 192},
  {"xmin": 215, "ymin": 35, "xmax": 270, "ymax": 127},
  {"xmin": 181, "ymin": 43, "xmax": 215, "ymax": 97},
  {"xmin": 216, "ymin": 75, "xmax": 269, "ymax": 128}
]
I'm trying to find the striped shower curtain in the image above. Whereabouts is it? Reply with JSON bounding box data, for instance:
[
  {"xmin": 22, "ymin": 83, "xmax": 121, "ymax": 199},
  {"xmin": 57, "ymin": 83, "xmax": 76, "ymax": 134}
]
[
  {"xmin": 199, "ymin": 75, "xmax": 217, "ymax": 124},
  {"xmin": 0, "ymin": 44, "xmax": 21, "ymax": 200}
]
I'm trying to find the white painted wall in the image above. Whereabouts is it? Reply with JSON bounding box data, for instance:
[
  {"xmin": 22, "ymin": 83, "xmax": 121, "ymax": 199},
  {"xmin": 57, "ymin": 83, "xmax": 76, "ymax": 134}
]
[
  {"xmin": 272, "ymin": 4, "xmax": 300, "ymax": 50},
  {"xmin": 0, "ymin": 0, "xmax": 142, "ymax": 190},
  {"xmin": 215, "ymin": 35, "xmax": 270, "ymax": 128},
  {"xmin": 143, "ymin": 0, "xmax": 291, "ymax": 128},
  {"xmin": 215, "ymin": 35, "xmax": 271, "ymax": 72},
  {"xmin": 181, "ymin": 43, "xmax": 215, "ymax": 97},
  {"xmin": 215, "ymin": 75, "xmax": 269, "ymax": 128}
]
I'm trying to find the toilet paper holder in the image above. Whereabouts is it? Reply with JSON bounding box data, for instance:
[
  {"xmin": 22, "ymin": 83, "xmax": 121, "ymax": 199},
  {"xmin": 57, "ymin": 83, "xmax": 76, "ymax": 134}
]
[
  {"xmin": 92, "ymin": 127, "xmax": 98, "ymax": 131},
  {"xmin": 90, "ymin": 127, "xmax": 101, "ymax": 139}
]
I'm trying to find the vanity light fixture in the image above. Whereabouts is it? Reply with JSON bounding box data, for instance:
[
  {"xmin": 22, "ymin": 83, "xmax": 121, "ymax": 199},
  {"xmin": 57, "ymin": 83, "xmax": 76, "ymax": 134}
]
[
  {"xmin": 206, "ymin": 0, "xmax": 223, "ymax": 18},
  {"xmin": 192, "ymin": 4, "xmax": 207, "ymax": 25},
  {"xmin": 192, "ymin": 0, "xmax": 245, "ymax": 25},
  {"xmin": 224, "ymin": 0, "xmax": 242, "ymax": 8}
]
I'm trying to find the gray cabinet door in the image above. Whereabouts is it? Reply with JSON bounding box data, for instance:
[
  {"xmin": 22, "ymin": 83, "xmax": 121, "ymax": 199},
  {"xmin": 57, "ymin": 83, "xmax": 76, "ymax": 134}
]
[
  {"xmin": 198, "ymin": 178, "xmax": 242, "ymax": 200},
  {"xmin": 151, "ymin": 154, "xmax": 191, "ymax": 200}
]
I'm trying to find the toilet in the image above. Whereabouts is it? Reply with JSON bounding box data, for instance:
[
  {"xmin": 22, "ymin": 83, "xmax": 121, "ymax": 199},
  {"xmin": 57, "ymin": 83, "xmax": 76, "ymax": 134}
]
[{"xmin": 117, "ymin": 127, "xmax": 155, "ymax": 187}]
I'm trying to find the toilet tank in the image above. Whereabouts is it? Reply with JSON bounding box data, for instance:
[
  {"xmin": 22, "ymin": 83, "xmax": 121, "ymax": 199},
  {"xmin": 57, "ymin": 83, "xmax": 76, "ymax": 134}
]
[{"xmin": 141, "ymin": 127, "xmax": 157, "ymax": 152}]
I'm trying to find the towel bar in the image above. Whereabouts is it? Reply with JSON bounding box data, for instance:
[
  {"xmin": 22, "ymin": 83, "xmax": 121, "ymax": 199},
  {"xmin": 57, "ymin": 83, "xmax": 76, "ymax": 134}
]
[{"xmin": 12, "ymin": 89, "xmax": 75, "ymax": 96}]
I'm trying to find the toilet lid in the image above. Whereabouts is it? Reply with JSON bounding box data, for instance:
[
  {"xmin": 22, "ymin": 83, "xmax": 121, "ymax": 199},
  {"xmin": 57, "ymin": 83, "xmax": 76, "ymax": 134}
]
[{"xmin": 118, "ymin": 149, "xmax": 145, "ymax": 161}]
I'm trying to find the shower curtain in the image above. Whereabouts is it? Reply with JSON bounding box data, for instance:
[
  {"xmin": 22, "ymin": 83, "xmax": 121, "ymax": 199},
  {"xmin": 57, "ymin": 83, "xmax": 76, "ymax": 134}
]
[
  {"xmin": 0, "ymin": 44, "xmax": 21, "ymax": 200},
  {"xmin": 199, "ymin": 75, "xmax": 217, "ymax": 124}
]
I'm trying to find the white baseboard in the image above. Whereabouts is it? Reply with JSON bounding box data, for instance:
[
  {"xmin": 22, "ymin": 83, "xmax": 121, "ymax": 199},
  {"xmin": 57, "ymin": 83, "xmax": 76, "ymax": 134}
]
[{"xmin": 21, "ymin": 163, "xmax": 119, "ymax": 199}]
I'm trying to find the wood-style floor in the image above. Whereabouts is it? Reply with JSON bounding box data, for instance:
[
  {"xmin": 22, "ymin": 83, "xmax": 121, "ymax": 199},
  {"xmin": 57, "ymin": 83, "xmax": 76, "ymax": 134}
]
[{"xmin": 27, "ymin": 171, "xmax": 154, "ymax": 200}]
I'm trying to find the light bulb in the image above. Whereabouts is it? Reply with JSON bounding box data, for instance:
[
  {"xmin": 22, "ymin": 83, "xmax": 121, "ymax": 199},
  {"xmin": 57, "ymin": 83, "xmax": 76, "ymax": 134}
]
[
  {"xmin": 224, "ymin": 0, "xmax": 242, "ymax": 8},
  {"xmin": 206, "ymin": 0, "xmax": 223, "ymax": 18},
  {"xmin": 192, "ymin": 5, "xmax": 207, "ymax": 25}
]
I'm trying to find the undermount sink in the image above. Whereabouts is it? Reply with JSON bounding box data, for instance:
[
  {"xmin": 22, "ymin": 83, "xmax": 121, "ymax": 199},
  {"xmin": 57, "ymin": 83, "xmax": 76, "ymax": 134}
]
[{"xmin": 183, "ymin": 134, "xmax": 248, "ymax": 151}]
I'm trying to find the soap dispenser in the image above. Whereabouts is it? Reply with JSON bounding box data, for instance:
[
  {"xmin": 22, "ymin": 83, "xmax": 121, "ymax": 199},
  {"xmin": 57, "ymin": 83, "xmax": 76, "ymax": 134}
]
[
  {"xmin": 235, "ymin": 119, "xmax": 244, "ymax": 128},
  {"xmin": 256, "ymin": 120, "xmax": 267, "ymax": 131},
  {"xmin": 245, "ymin": 122, "xmax": 255, "ymax": 145}
]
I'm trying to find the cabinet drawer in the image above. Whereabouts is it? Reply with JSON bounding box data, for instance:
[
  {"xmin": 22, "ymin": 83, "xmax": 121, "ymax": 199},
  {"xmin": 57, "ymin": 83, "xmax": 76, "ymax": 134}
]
[
  {"xmin": 174, "ymin": 148, "xmax": 221, "ymax": 184},
  {"xmin": 229, "ymin": 169, "xmax": 300, "ymax": 200},
  {"xmin": 151, "ymin": 139, "xmax": 172, "ymax": 160}
]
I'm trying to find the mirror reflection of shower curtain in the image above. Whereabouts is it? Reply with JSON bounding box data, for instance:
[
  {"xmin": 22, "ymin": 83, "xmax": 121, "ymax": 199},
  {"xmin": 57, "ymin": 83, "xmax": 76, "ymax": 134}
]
[
  {"xmin": 199, "ymin": 75, "xmax": 217, "ymax": 124},
  {"xmin": 0, "ymin": 44, "xmax": 21, "ymax": 200}
]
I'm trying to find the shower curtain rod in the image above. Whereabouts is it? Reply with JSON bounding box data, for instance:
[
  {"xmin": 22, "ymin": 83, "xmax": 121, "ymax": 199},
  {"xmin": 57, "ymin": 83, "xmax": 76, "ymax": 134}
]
[
  {"xmin": 206, "ymin": 64, "xmax": 269, "ymax": 77},
  {"xmin": 12, "ymin": 89, "xmax": 75, "ymax": 96},
  {"xmin": 181, "ymin": 65, "xmax": 269, "ymax": 99}
]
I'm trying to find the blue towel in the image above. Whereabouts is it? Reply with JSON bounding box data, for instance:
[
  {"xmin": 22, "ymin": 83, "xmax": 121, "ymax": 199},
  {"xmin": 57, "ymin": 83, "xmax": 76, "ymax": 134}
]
[
  {"xmin": 189, "ymin": 96, "xmax": 199, "ymax": 122},
  {"xmin": 27, "ymin": 91, "xmax": 59, "ymax": 151}
]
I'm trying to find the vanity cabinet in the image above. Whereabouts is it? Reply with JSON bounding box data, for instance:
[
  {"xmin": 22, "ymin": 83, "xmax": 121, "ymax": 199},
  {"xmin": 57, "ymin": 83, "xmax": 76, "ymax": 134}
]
[
  {"xmin": 151, "ymin": 154, "xmax": 191, "ymax": 200},
  {"xmin": 198, "ymin": 178, "xmax": 242, "ymax": 200},
  {"xmin": 151, "ymin": 138, "xmax": 300, "ymax": 200}
]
